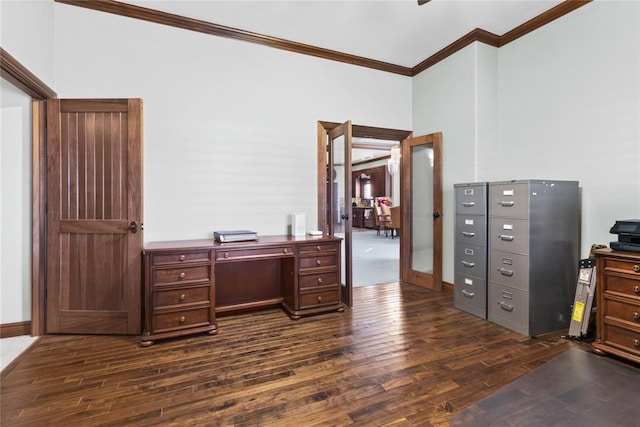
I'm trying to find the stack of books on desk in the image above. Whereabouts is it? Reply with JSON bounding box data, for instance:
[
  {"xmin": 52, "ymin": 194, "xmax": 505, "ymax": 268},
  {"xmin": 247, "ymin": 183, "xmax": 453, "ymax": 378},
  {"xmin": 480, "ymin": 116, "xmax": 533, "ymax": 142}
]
[{"xmin": 213, "ymin": 230, "xmax": 258, "ymax": 243}]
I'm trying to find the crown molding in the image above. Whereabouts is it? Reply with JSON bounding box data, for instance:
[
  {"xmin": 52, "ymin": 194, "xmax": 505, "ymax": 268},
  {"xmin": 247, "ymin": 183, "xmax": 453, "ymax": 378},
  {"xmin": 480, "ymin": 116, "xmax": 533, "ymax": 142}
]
[
  {"xmin": 0, "ymin": 48, "xmax": 57, "ymax": 99},
  {"xmin": 55, "ymin": 0, "xmax": 591, "ymax": 77}
]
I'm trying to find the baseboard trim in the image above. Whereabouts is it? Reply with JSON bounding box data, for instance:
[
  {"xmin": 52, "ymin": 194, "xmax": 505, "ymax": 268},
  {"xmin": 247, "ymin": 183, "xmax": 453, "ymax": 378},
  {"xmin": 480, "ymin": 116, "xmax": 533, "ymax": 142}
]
[
  {"xmin": 0, "ymin": 321, "xmax": 32, "ymax": 338},
  {"xmin": 0, "ymin": 335, "xmax": 40, "ymax": 380}
]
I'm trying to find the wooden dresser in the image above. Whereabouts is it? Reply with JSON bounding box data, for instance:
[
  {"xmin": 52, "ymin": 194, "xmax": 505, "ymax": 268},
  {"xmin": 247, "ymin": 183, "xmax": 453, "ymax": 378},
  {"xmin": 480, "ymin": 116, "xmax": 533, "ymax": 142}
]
[
  {"xmin": 141, "ymin": 235, "xmax": 343, "ymax": 346},
  {"xmin": 592, "ymin": 249, "xmax": 640, "ymax": 363}
]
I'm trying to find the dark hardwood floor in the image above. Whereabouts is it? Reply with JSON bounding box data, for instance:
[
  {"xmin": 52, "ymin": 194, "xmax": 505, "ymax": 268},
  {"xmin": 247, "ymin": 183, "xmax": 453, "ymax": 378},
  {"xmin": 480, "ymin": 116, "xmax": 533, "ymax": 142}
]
[{"xmin": 1, "ymin": 282, "xmax": 590, "ymax": 426}]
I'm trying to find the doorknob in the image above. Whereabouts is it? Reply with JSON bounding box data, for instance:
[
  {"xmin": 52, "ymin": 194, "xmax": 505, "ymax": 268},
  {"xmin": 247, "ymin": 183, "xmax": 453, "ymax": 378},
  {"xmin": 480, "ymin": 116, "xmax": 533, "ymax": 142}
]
[
  {"xmin": 433, "ymin": 212, "xmax": 441, "ymax": 219},
  {"xmin": 128, "ymin": 221, "xmax": 138, "ymax": 233}
]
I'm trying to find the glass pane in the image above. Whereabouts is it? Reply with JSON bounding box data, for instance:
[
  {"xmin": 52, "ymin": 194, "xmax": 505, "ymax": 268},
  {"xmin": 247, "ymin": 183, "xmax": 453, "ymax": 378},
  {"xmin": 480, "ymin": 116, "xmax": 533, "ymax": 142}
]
[
  {"xmin": 332, "ymin": 135, "xmax": 347, "ymax": 285},
  {"xmin": 410, "ymin": 144, "xmax": 434, "ymax": 273}
]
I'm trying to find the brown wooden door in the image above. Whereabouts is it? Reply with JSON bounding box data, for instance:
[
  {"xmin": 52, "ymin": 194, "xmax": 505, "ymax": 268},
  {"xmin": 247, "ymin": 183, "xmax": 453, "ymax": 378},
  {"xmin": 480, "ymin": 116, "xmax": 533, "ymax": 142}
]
[
  {"xmin": 400, "ymin": 132, "xmax": 443, "ymax": 291},
  {"xmin": 46, "ymin": 99, "xmax": 143, "ymax": 334},
  {"xmin": 328, "ymin": 121, "xmax": 354, "ymax": 307}
]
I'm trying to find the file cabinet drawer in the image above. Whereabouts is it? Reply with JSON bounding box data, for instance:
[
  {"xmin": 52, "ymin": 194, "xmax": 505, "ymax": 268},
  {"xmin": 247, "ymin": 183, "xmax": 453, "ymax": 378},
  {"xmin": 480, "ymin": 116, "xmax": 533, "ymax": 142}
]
[
  {"xmin": 488, "ymin": 282, "xmax": 528, "ymax": 335},
  {"xmin": 454, "ymin": 184, "xmax": 487, "ymax": 215},
  {"xmin": 489, "ymin": 218, "xmax": 529, "ymax": 254},
  {"xmin": 489, "ymin": 250, "xmax": 528, "ymax": 291},
  {"xmin": 489, "ymin": 182, "xmax": 529, "ymax": 218},
  {"xmin": 455, "ymin": 215, "xmax": 487, "ymax": 246},
  {"xmin": 454, "ymin": 244, "xmax": 486, "ymax": 277}
]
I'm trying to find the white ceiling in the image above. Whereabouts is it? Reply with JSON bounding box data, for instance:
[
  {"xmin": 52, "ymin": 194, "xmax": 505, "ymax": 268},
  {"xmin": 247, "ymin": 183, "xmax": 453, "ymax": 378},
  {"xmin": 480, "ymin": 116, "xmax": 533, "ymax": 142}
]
[{"xmin": 123, "ymin": 0, "xmax": 564, "ymax": 68}]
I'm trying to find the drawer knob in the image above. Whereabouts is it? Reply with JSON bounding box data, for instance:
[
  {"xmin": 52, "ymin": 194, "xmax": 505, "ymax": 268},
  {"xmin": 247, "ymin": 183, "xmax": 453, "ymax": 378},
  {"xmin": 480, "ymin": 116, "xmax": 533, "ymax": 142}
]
[
  {"xmin": 317, "ymin": 277, "xmax": 323, "ymax": 284},
  {"xmin": 180, "ymin": 316, "xmax": 186, "ymax": 324},
  {"xmin": 316, "ymin": 246, "xmax": 322, "ymax": 251},
  {"xmin": 179, "ymin": 254, "xmax": 186, "ymax": 261},
  {"xmin": 178, "ymin": 272, "xmax": 186, "ymax": 280},
  {"xmin": 633, "ymin": 264, "xmax": 640, "ymax": 273},
  {"xmin": 633, "ymin": 312, "xmax": 640, "ymax": 321},
  {"xmin": 179, "ymin": 294, "xmax": 186, "ymax": 302},
  {"xmin": 316, "ymin": 259, "xmax": 322, "ymax": 266},
  {"xmin": 634, "ymin": 286, "xmax": 640, "ymax": 295},
  {"xmin": 224, "ymin": 252, "xmax": 229, "ymax": 258},
  {"xmin": 283, "ymin": 248, "xmax": 289, "ymax": 254},
  {"xmin": 633, "ymin": 339, "xmax": 640, "ymax": 347},
  {"xmin": 317, "ymin": 296, "xmax": 323, "ymax": 302}
]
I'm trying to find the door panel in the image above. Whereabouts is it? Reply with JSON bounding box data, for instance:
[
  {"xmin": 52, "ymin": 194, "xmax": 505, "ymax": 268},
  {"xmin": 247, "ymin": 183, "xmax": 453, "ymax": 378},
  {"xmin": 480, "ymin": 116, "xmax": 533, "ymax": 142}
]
[
  {"xmin": 328, "ymin": 122, "xmax": 353, "ymax": 307},
  {"xmin": 400, "ymin": 133, "xmax": 443, "ymax": 291},
  {"xmin": 46, "ymin": 99, "xmax": 143, "ymax": 334}
]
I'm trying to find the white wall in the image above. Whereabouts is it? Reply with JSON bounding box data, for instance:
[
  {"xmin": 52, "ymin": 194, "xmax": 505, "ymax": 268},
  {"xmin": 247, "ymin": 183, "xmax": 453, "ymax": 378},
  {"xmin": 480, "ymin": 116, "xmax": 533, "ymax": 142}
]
[
  {"xmin": 0, "ymin": 78, "xmax": 32, "ymax": 324},
  {"xmin": 51, "ymin": 4, "xmax": 412, "ymax": 242},
  {"xmin": 0, "ymin": 0, "xmax": 53, "ymax": 325},
  {"xmin": 0, "ymin": 0, "xmax": 55, "ymax": 88},
  {"xmin": 413, "ymin": 0, "xmax": 640, "ymax": 284},
  {"xmin": 494, "ymin": 0, "xmax": 640, "ymax": 254},
  {"xmin": 412, "ymin": 43, "xmax": 482, "ymax": 284}
]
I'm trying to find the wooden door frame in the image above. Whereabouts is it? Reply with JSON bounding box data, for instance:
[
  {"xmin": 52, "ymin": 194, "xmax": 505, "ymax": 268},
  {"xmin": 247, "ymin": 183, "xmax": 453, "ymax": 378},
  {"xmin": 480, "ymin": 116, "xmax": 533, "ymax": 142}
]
[
  {"xmin": 1, "ymin": 48, "xmax": 57, "ymax": 336},
  {"xmin": 399, "ymin": 132, "xmax": 443, "ymax": 291},
  {"xmin": 316, "ymin": 121, "xmax": 411, "ymax": 235}
]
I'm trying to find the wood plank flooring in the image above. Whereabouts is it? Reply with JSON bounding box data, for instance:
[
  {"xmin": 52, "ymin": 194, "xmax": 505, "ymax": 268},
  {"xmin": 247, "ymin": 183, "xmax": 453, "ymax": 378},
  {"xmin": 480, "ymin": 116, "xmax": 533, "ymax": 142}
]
[{"xmin": 1, "ymin": 282, "xmax": 588, "ymax": 426}]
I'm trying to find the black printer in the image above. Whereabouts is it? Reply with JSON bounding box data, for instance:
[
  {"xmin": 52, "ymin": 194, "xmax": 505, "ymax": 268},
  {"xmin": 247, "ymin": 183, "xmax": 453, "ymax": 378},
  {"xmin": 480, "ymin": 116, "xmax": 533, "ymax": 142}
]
[{"xmin": 609, "ymin": 219, "xmax": 640, "ymax": 253}]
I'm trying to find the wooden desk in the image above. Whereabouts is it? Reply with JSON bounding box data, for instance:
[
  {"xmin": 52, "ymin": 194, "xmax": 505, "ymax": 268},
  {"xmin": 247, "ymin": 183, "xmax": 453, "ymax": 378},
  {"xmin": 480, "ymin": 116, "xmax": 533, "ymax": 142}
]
[
  {"xmin": 141, "ymin": 235, "xmax": 343, "ymax": 346},
  {"xmin": 592, "ymin": 249, "xmax": 640, "ymax": 363}
]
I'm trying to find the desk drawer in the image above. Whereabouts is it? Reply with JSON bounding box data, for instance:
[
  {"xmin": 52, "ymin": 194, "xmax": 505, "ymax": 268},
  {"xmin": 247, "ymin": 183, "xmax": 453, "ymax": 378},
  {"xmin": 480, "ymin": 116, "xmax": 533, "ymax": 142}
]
[
  {"xmin": 299, "ymin": 271, "xmax": 338, "ymax": 289},
  {"xmin": 153, "ymin": 285, "xmax": 210, "ymax": 308},
  {"xmin": 152, "ymin": 265, "xmax": 210, "ymax": 285},
  {"xmin": 601, "ymin": 323, "xmax": 640, "ymax": 357},
  {"xmin": 603, "ymin": 299, "xmax": 640, "ymax": 325},
  {"xmin": 299, "ymin": 254, "xmax": 337, "ymax": 270},
  {"xmin": 299, "ymin": 289, "xmax": 339, "ymax": 309},
  {"xmin": 151, "ymin": 251, "xmax": 210, "ymax": 266},
  {"xmin": 299, "ymin": 242, "xmax": 338, "ymax": 254},
  {"xmin": 603, "ymin": 272, "xmax": 640, "ymax": 299},
  {"xmin": 215, "ymin": 246, "xmax": 294, "ymax": 262},
  {"xmin": 153, "ymin": 307, "xmax": 210, "ymax": 333}
]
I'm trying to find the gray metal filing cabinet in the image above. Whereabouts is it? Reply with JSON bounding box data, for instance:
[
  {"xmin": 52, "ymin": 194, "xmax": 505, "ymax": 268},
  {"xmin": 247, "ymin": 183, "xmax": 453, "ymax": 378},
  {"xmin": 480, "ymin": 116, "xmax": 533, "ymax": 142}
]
[
  {"xmin": 454, "ymin": 182, "xmax": 488, "ymax": 318},
  {"xmin": 488, "ymin": 180, "xmax": 580, "ymax": 336}
]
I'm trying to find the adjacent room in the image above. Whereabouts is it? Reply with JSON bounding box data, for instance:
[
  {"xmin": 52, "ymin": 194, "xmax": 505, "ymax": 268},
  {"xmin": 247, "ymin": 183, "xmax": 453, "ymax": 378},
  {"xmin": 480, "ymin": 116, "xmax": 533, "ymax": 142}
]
[{"xmin": 1, "ymin": 0, "xmax": 639, "ymax": 425}]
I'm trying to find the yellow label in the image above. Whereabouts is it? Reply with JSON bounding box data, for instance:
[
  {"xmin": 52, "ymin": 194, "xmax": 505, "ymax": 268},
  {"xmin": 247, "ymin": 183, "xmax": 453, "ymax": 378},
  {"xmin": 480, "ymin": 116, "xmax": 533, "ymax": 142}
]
[{"xmin": 572, "ymin": 301, "xmax": 585, "ymax": 322}]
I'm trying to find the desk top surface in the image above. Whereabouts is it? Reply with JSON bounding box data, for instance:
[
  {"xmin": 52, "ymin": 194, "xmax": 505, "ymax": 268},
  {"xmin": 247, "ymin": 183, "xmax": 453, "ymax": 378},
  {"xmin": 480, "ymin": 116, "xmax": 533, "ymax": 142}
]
[{"xmin": 144, "ymin": 234, "xmax": 341, "ymax": 251}]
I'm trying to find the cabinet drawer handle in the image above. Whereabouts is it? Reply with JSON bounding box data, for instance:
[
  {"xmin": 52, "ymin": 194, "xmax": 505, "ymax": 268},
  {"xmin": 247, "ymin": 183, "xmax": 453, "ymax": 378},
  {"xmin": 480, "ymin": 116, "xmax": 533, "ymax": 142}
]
[
  {"xmin": 461, "ymin": 260, "xmax": 475, "ymax": 268},
  {"xmin": 461, "ymin": 202, "xmax": 475, "ymax": 207},
  {"xmin": 317, "ymin": 277, "xmax": 323, "ymax": 284},
  {"xmin": 461, "ymin": 290, "xmax": 475, "ymax": 298},
  {"xmin": 316, "ymin": 259, "xmax": 322, "ymax": 266},
  {"xmin": 634, "ymin": 286, "xmax": 640, "ymax": 295},
  {"xmin": 498, "ymin": 201, "xmax": 515, "ymax": 207},
  {"xmin": 633, "ymin": 339, "xmax": 640, "ymax": 347},
  {"xmin": 179, "ymin": 254, "xmax": 186, "ymax": 261},
  {"xmin": 178, "ymin": 272, "xmax": 186, "ymax": 280},
  {"xmin": 499, "ymin": 301, "xmax": 514, "ymax": 312},
  {"xmin": 224, "ymin": 252, "xmax": 229, "ymax": 259},
  {"xmin": 498, "ymin": 234, "xmax": 514, "ymax": 241},
  {"xmin": 179, "ymin": 316, "xmax": 186, "ymax": 324},
  {"xmin": 317, "ymin": 296, "xmax": 323, "ymax": 303},
  {"xmin": 316, "ymin": 246, "xmax": 322, "ymax": 251},
  {"xmin": 499, "ymin": 268, "xmax": 514, "ymax": 277},
  {"xmin": 283, "ymin": 248, "xmax": 289, "ymax": 254},
  {"xmin": 179, "ymin": 294, "xmax": 186, "ymax": 302},
  {"xmin": 462, "ymin": 231, "xmax": 475, "ymax": 237},
  {"xmin": 633, "ymin": 264, "xmax": 640, "ymax": 273},
  {"xmin": 633, "ymin": 312, "xmax": 639, "ymax": 321}
]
